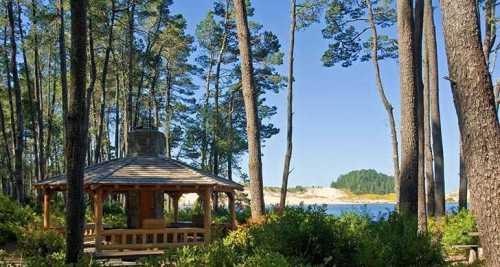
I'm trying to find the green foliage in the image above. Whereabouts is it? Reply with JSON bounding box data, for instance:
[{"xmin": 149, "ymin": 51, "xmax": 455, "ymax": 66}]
[
  {"xmin": 18, "ymin": 229, "xmax": 65, "ymax": 257},
  {"xmin": 0, "ymin": 193, "xmax": 35, "ymax": 245},
  {"xmin": 23, "ymin": 253, "xmax": 102, "ymax": 267},
  {"xmin": 321, "ymin": 0, "xmax": 397, "ymax": 67},
  {"xmin": 102, "ymin": 200, "xmax": 127, "ymax": 228},
  {"xmin": 331, "ymin": 169, "xmax": 394, "ymax": 194},
  {"xmin": 147, "ymin": 207, "xmax": 443, "ymax": 267},
  {"xmin": 429, "ymin": 209, "xmax": 477, "ymax": 255}
]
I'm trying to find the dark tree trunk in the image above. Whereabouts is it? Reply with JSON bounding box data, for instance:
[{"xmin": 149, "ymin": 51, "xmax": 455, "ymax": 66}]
[
  {"xmin": 7, "ymin": 0, "xmax": 25, "ymax": 203},
  {"xmin": 16, "ymin": 0, "xmax": 39, "ymax": 188},
  {"xmin": 424, "ymin": 0, "xmax": 445, "ymax": 217},
  {"xmin": 65, "ymin": 0, "xmax": 88, "ymax": 263},
  {"xmin": 366, "ymin": 0, "xmax": 400, "ymax": 209},
  {"xmin": 95, "ymin": 0, "xmax": 116, "ymax": 163},
  {"xmin": 227, "ymin": 89, "xmax": 235, "ymax": 181},
  {"xmin": 440, "ymin": 0, "xmax": 500, "ymax": 264},
  {"xmin": 201, "ymin": 53, "xmax": 214, "ymax": 170},
  {"xmin": 396, "ymin": 0, "xmax": 419, "ymax": 215},
  {"xmin": 125, "ymin": 0, "xmax": 135, "ymax": 155},
  {"xmin": 280, "ymin": 0, "xmax": 296, "ymax": 213},
  {"xmin": 59, "ymin": 0, "xmax": 68, "ymax": 141},
  {"xmin": 458, "ymin": 140, "xmax": 467, "ymax": 210},
  {"xmin": 233, "ymin": 0, "xmax": 265, "ymax": 219},
  {"xmin": 31, "ymin": 0, "xmax": 45, "ymax": 183},
  {"xmin": 212, "ymin": 0, "xmax": 231, "ymax": 177},
  {"xmin": 114, "ymin": 72, "xmax": 120, "ymax": 159}
]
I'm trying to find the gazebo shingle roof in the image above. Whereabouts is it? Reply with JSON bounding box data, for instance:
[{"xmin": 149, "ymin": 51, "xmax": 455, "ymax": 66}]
[{"xmin": 34, "ymin": 156, "xmax": 243, "ymax": 191}]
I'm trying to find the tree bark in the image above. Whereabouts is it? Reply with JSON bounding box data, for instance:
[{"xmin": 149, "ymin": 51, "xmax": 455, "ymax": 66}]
[
  {"xmin": 414, "ymin": 0, "xmax": 427, "ymax": 234},
  {"xmin": 458, "ymin": 140, "xmax": 467, "ymax": 210},
  {"xmin": 366, "ymin": 0, "xmax": 400, "ymax": 209},
  {"xmin": 59, "ymin": 0, "xmax": 68, "ymax": 141},
  {"xmin": 212, "ymin": 0, "xmax": 231, "ymax": 177},
  {"xmin": 114, "ymin": 72, "xmax": 120, "ymax": 158},
  {"xmin": 201, "ymin": 53, "xmax": 214, "ymax": 169},
  {"xmin": 280, "ymin": 0, "xmax": 296, "ymax": 213},
  {"xmin": 16, "ymin": 0, "xmax": 40, "ymax": 187},
  {"xmin": 396, "ymin": 0, "xmax": 419, "ymax": 215},
  {"xmin": 423, "ymin": 42, "xmax": 435, "ymax": 217},
  {"xmin": 424, "ymin": 0, "xmax": 445, "ymax": 217},
  {"xmin": 233, "ymin": 0, "xmax": 265, "ymax": 219},
  {"xmin": 31, "ymin": 0, "xmax": 45, "ymax": 183},
  {"xmin": 65, "ymin": 0, "xmax": 88, "ymax": 263},
  {"xmin": 95, "ymin": 0, "xmax": 116, "ymax": 163},
  {"xmin": 125, "ymin": 0, "xmax": 135, "ymax": 154},
  {"xmin": 440, "ymin": 0, "xmax": 500, "ymax": 264},
  {"xmin": 7, "ymin": 0, "xmax": 25, "ymax": 203}
]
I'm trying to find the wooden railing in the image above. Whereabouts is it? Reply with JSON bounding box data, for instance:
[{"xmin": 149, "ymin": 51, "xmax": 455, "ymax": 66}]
[{"xmin": 100, "ymin": 227, "xmax": 206, "ymax": 250}]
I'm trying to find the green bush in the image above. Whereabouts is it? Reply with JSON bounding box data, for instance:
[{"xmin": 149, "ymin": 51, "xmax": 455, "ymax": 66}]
[
  {"xmin": 429, "ymin": 209, "xmax": 477, "ymax": 255},
  {"xmin": 356, "ymin": 213, "xmax": 444, "ymax": 267},
  {"xmin": 18, "ymin": 229, "xmax": 65, "ymax": 257},
  {"xmin": 166, "ymin": 207, "xmax": 443, "ymax": 267},
  {"xmin": 0, "ymin": 193, "xmax": 35, "ymax": 245},
  {"xmin": 23, "ymin": 253, "xmax": 102, "ymax": 267}
]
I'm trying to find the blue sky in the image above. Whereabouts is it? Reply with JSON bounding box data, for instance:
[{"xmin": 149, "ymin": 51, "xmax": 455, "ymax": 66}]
[{"xmin": 171, "ymin": 1, "xmax": 499, "ymax": 193}]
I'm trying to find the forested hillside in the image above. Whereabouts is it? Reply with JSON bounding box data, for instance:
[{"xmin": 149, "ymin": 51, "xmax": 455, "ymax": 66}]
[{"xmin": 331, "ymin": 169, "xmax": 394, "ymax": 194}]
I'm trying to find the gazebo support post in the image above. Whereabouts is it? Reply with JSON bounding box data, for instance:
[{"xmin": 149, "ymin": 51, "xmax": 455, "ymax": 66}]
[
  {"xmin": 227, "ymin": 192, "xmax": 237, "ymax": 230},
  {"xmin": 94, "ymin": 188, "xmax": 103, "ymax": 252},
  {"xmin": 203, "ymin": 188, "xmax": 212, "ymax": 242},
  {"xmin": 43, "ymin": 189, "xmax": 51, "ymax": 229}
]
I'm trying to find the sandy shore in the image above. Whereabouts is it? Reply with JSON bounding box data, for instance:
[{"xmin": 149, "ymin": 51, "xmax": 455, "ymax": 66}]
[{"xmin": 179, "ymin": 187, "xmax": 397, "ymax": 206}]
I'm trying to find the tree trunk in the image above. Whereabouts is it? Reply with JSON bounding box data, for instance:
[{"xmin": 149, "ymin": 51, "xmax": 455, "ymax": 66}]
[
  {"xmin": 65, "ymin": 0, "xmax": 88, "ymax": 263},
  {"xmin": 424, "ymin": 0, "xmax": 445, "ymax": 217},
  {"xmin": 114, "ymin": 72, "xmax": 120, "ymax": 159},
  {"xmin": 423, "ymin": 43, "xmax": 435, "ymax": 217},
  {"xmin": 396, "ymin": 0, "xmax": 419, "ymax": 215},
  {"xmin": 233, "ymin": 0, "xmax": 265, "ymax": 219},
  {"xmin": 482, "ymin": 0, "xmax": 496, "ymax": 66},
  {"xmin": 7, "ymin": 0, "xmax": 25, "ymax": 203},
  {"xmin": 227, "ymin": 88, "xmax": 235, "ymax": 181},
  {"xmin": 212, "ymin": 0, "xmax": 231, "ymax": 177},
  {"xmin": 413, "ymin": 0, "xmax": 427, "ymax": 234},
  {"xmin": 95, "ymin": 0, "xmax": 116, "ymax": 163},
  {"xmin": 59, "ymin": 0, "xmax": 68, "ymax": 141},
  {"xmin": 31, "ymin": 0, "xmax": 45, "ymax": 183},
  {"xmin": 366, "ymin": 0, "xmax": 400, "ymax": 209},
  {"xmin": 164, "ymin": 69, "xmax": 172, "ymax": 158},
  {"xmin": 440, "ymin": 0, "xmax": 500, "ymax": 264},
  {"xmin": 458, "ymin": 140, "xmax": 467, "ymax": 210},
  {"xmin": 201, "ymin": 53, "xmax": 214, "ymax": 170},
  {"xmin": 16, "ymin": 0, "xmax": 40, "ymax": 188},
  {"xmin": 279, "ymin": 0, "xmax": 296, "ymax": 213},
  {"xmin": 125, "ymin": 0, "xmax": 135, "ymax": 154}
]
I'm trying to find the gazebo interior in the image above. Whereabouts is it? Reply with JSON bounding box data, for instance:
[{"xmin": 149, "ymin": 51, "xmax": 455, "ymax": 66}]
[{"xmin": 34, "ymin": 129, "xmax": 243, "ymax": 254}]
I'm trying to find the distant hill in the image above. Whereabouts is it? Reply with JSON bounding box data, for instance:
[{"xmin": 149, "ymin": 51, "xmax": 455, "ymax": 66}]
[{"xmin": 331, "ymin": 169, "xmax": 394, "ymax": 195}]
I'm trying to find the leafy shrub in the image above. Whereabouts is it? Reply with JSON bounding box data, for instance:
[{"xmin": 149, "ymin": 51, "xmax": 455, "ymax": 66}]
[
  {"xmin": 23, "ymin": 253, "xmax": 102, "ymax": 267},
  {"xmin": 167, "ymin": 207, "xmax": 444, "ymax": 267},
  {"xmin": 0, "ymin": 193, "xmax": 35, "ymax": 245},
  {"xmin": 429, "ymin": 209, "xmax": 477, "ymax": 255},
  {"xmin": 19, "ymin": 229, "xmax": 65, "ymax": 257},
  {"xmin": 236, "ymin": 249, "xmax": 289, "ymax": 267},
  {"xmin": 356, "ymin": 213, "xmax": 444, "ymax": 267}
]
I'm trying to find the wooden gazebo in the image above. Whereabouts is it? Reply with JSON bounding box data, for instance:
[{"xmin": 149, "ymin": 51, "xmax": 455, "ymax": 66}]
[{"xmin": 34, "ymin": 129, "xmax": 243, "ymax": 253}]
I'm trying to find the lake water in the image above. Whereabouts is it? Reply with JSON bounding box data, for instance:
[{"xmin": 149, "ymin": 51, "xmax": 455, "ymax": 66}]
[{"xmin": 322, "ymin": 203, "xmax": 459, "ymax": 219}]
